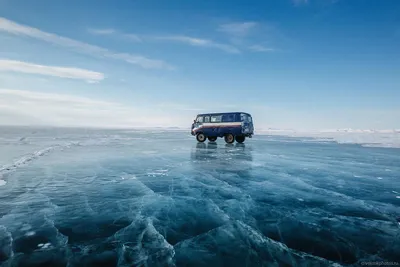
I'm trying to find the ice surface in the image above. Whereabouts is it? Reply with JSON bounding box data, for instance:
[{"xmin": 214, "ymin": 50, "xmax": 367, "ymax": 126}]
[{"xmin": 0, "ymin": 126, "xmax": 399, "ymax": 266}]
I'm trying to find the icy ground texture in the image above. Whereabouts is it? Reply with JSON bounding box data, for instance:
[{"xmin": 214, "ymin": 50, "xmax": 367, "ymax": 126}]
[{"xmin": 0, "ymin": 127, "xmax": 399, "ymax": 267}]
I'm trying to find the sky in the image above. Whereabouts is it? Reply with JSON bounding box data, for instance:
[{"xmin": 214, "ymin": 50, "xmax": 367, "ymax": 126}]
[{"xmin": 0, "ymin": 0, "xmax": 399, "ymax": 131}]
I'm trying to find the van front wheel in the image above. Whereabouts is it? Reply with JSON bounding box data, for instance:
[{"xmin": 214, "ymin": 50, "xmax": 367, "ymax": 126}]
[
  {"xmin": 235, "ymin": 135, "xmax": 245, "ymax": 143},
  {"xmin": 196, "ymin": 133, "xmax": 206, "ymax": 143},
  {"xmin": 224, "ymin": 134, "xmax": 235, "ymax": 144}
]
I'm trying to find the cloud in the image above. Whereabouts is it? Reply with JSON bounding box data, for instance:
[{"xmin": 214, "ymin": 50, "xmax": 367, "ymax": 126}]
[
  {"xmin": 87, "ymin": 27, "xmax": 240, "ymax": 54},
  {"xmin": 0, "ymin": 88, "xmax": 174, "ymax": 128},
  {"xmin": 0, "ymin": 59, "xmax": 104, "ymax": 83},
  {"xmin": 88, "ymin": 28, "xmax": 142, "ymax": 42},
  {"xmin": 248, "ymin": 45, "xmax": 275, "ymax": 52},
  {"xmin": 87, "ymin": 28, "xmax": 116, "ymax": 35},
  {"xmin": 216, "ymin": 22, "xmax": 279, "ymax": 53},
  {"xmin": 0, "ymin": 17, "xmax": 173, "ymax": 70},
  {"xmin": 151, "ymin": 35, "xmax": 240, "ymax": 54},
  {"xmin": 217, "ymin": 22, "xmax": 258, "ymax": 37},
  {"xmin": 292, "ymin": 0, "xmax": 309, "ymax": 5}
]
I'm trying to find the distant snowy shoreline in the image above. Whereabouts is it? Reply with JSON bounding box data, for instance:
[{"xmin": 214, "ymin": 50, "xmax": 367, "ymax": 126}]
[{"xmin": 255, "ymin": 129, "xmax": 400, "ymax": 149}]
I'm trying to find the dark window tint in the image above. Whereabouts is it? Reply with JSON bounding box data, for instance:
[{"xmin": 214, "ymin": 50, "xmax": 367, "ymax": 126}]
[
  {"xmin": 210, "ymin": 115, "xmax": 222, "ymax": 122},
  {"xmin": 222, "ymin": 114, "xmax": 235, "ymax": 122},
  {"xmin": 204, "ymin": 116, "xmax": 210, "ymax": 123}
]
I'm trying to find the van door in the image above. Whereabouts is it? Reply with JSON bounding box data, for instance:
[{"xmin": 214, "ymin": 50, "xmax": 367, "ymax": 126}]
[
  {"xmin": 210, "ymin": 115, "xmax": 222, "ymax": 135},
  {"xmin": 193, "ymin": 116, "xmax": 204, "ymax": 133}
]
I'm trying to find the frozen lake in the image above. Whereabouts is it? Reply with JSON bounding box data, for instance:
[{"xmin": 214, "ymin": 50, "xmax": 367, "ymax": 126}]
[{"xmin": 0, "ymin": 127, "xmax": 399, "ymax": 266}]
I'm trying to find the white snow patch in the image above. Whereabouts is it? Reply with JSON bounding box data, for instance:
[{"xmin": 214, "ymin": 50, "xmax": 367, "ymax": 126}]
[
  {"xmin": 0, "ymin": 179, "xmax": 6, "ymax": 186},
  {"xmin": 147, "ymin": 171, "xmax": 168, "ymax": 177},
  {"xmin": 25, "ymin": 231, "xmax": 35, "ymax": 236},
  {"xmin": 38, "ymin": 243, "xmax": 51, "ymax": 249},
  {"xmin": 20, "ymin": 224, "xmax": 31, "ymax": 231}
]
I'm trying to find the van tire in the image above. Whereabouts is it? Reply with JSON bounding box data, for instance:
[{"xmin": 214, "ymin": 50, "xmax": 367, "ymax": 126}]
[
  {"xmin": 196, "ymin": 133, "xmax": 206, "ymax": 143},
  {"xmin": 224, "ymin": 134, "xmax": 235, "ymax": 144},
  {"xmin": 208, "ymin": 137, "xmax": 217, "ymax": 142},
  {"xmin": 235, "ymin": 136, "xmax": 245, "ymax": 143}
]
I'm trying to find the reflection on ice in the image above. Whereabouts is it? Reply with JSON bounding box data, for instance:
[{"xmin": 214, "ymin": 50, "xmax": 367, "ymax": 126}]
[
  {"xmin": 0, "ymin": 128, "xmax": 399, "ymax": 266},
  {"xmin": 191, "ymin": 142, "xmax": 253, "ymax": 164}
]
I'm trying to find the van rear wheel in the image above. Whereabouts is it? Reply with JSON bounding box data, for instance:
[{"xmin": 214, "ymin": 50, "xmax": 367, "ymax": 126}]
[
  {"xmin": 235, "ymin": 136, "xmax": 245, "ymax": 143},
  {"xmin": 224, "ymin": 134, "xmax": 234, "ymax": 144},
  {"xmin": 196, "ymin": 133, "xmax": 206, "ymax": 143},
  {"xmin": 208, "ymin": 136, "xmax": 217, "ymax": 142}
]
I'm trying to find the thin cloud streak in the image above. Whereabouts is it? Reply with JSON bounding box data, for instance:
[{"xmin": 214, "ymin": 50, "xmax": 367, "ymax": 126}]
[
  {"xmin": 217, "ymin": 22, "xmax": 279, "ymax": 53},
  {"xmin": 151, "ymin": 35, "xmax": 240, "ymax": 54},
  {"xmin": 0, "ymin": 59, "xmax": 104, "ymax": 83},
  {"xmin": 87, "ymin": 28, "xmax": 116, "ymax": 35},
  {"xmin": 217, "ymin": 22, "xmax": 258, "ymax": 36},
  {"xmin": 248, "ymin": 45, "xmax": 275, "ymax": 52},
  {"xmin": 88, "ymin": 28, "xmax": 142, "ymax": 42},
  {"xmin": 0, "ymin": 17, "xmax": 173, "ymax": 70},
  {"xmin": 88, "ymin": 28, "xmax": 240, "ymax": 54}
]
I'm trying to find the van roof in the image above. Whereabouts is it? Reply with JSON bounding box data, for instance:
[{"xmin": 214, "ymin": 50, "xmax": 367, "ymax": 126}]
[{"xmin": 196, "ymin": 112, "xmax": 252, "ymax": 117}]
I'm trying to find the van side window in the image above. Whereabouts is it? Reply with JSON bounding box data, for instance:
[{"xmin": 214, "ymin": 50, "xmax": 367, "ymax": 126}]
[
  {"xmin": 210, "ymin": 115, "xmax": 222, "ymax": 123},
  {"xmin": 196, "ymin": 116, "xmax": 204, "ymax": 123},
  {"xmin": 204, "ymin": 116, "xmax": 210, "ymax": 123},
  {"xmin": 222, "ymin": 114, "xmax": 235, "ymax": 122}
]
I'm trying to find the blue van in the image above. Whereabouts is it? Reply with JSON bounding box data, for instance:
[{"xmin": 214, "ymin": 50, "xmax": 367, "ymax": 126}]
[{"xmin": 191, "ymin": 112, "xmax": 254, "ymax": 143}]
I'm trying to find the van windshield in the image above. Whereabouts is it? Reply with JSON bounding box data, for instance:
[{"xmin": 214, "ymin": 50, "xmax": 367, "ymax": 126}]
[{"xmin": 241, "ymin": 114, "xmax": 252, "ymax": 123}]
